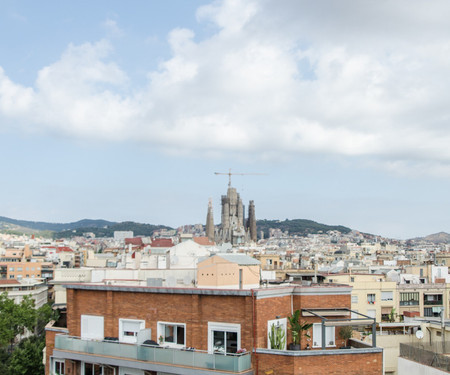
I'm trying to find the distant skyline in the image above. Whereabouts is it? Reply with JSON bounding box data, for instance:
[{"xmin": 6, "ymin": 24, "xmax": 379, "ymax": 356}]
[{"xmin": 1, "ymin": 1, "xmax": 450, "ymax": 239}]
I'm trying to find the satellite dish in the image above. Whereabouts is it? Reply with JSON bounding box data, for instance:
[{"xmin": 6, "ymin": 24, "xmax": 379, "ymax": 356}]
[{"xmin": 416, "ymin": 330, "xmax": 424, "ymax": 340}]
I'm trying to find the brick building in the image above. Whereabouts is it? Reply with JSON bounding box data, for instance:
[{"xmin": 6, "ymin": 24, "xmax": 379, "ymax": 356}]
[{"xmin": 46, "ymin": 283, "xmax": 382, "ymax": 375}]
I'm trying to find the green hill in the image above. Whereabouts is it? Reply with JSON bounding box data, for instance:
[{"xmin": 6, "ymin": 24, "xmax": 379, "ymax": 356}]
[
  {"xmin": 0, "ymin": 216, "xmax": 116, "ymax": 232},
  {"xmin": 53, "ymin": 221, "xmax": 173, "ymax": 239},
  {"xmin": 257, "ymin": 219, "xmax": 351, "ymax": 238}
]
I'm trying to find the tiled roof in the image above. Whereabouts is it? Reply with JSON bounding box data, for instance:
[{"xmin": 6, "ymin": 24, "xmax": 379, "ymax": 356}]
[
  {"xmin": 0, "ymin": 279, "xmax": 20, "ymax": 285},
  {"xmin": 125, "ymin": 238, "xmax": 144, "ymax": 246},
  {"xmin": 151, "ymin": 238, "xmax": 173, "ymax": 247},
  {"xmin": 193, "ymin": 237, "xmax": 215, "ymax": 246}
]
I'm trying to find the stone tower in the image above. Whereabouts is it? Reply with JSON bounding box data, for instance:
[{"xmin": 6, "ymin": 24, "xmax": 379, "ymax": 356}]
[
  {"xmin": 205, "ymin": 198, "xmax": 215, "ymax": 242},
  {"xmin": 247, "ymin": 200, "xmax": 257, "ymax": 242}
]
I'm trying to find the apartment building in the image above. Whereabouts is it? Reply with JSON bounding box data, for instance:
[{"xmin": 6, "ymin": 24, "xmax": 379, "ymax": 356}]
[
  {"xmin": 253, "ymin": 254, "xmax": 282, "ymax": 270},
  {"xmin": 46, "ymin": 283, "xmax": 382, "ymax": 375},
  {"xmin": 324, "ymin": 274, "xmax": 397, "ymax": 322},
  {"xmin": 398, "ymin": 283, "xmax": 450, "ymax": 319},
  {"xmin": 0, "ymin": 261, "xmax": 42, "ymax": 280},
  {"xmin": 324, "ymin": 273, "xmax": 450, "ymax": 321},
  {"xmin": 0, "ymin": 278, "xmax": 48, "ymax": 308}
]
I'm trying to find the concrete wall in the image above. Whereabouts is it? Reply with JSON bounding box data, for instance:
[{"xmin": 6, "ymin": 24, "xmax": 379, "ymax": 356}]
[{"xmin": 398, "ymin": 357, "xmax": 448, "ymax": 375}]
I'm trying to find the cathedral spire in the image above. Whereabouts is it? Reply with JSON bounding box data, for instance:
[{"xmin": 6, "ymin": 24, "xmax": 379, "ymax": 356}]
[{"xmin": 206, "ymin": 198, "xmax": 215, "ymax": 242}]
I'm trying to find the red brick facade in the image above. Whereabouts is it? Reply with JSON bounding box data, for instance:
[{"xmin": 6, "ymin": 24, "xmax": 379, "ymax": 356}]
[{"xmin": 46, "ymin": 284, "xmax": 382, "ymax": 375}]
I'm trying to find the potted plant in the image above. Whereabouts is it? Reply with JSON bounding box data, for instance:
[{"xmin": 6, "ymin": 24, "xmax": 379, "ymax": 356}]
[
  {"xmin": 269, "ymin": 323, "xmax": 286, "ymax": 350},
  {"xmin": 287, "ymin": 310, "xmax": 313, "ymax": 350},
  {"xmin": 339, "ymin": 326, "xmax": 353, "ymax": 349}
]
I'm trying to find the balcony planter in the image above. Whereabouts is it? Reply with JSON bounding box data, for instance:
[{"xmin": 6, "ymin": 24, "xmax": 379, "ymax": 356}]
[
  {"xmin": 287, "ymin": 343, "xmax": 301, "ymax": 351},
  {"xmin": 339, "ymin": 326, "xmax": 353, "ymax": 349},
  {"xmin": 287, "ymin": 310, "xmax": 313, "ymax": 351}
]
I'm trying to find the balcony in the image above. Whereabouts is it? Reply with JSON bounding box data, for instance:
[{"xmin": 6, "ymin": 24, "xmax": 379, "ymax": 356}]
[
  {"xmin": 424, "ymin": 299, "xmax": 443, "ymax": 305},
  {"xmin": 54, "ymin": 335, "xmax": 252, "ymax": 374},
  {"xmin": 424, "ymin": 295, "xmax": 443, "ymax": 305}
]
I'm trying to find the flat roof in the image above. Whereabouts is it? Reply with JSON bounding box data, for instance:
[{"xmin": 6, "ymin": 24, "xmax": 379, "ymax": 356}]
[{"xmin": 64, "ymin": 283, "xmax": 352, "ymax": 298}]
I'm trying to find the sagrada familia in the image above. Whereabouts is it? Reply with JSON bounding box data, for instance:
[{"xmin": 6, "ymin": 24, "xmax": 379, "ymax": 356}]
[{"xmin": 205, "ymin": 184, "xmax": 257, "ymax": 245}]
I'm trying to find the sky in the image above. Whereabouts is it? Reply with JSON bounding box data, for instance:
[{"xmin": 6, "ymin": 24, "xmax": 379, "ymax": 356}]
[{"xmin": 1, "ymin": 0, "xmax": 450, "ymax": 239}]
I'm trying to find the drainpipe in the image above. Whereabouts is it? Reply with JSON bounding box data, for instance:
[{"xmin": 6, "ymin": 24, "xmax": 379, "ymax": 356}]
[
  {"xmin": 426, "ymin": 327, "xmax": 432, "ymax": 345},
  {"xmin": 322, "ymin": 320, "xmax": 326, "ymax": 350},
  {"xmin": 252, "ymin": 289, "xmax": 258, "ymax": 374}
]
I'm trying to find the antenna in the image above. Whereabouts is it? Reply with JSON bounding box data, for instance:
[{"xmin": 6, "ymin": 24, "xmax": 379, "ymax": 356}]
[{"xmin": 214, "ymin": 168, "xmax": 266, "ymax": 187}]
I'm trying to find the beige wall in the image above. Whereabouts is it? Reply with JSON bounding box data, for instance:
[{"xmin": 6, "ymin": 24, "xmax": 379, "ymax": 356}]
[
  {"xmin": 197, "ymin": 255, "xmax": 260, "ymax": 289},
  {"xmin": 324, "ymin": 274, "xmax": 397, "ymax": 322}
]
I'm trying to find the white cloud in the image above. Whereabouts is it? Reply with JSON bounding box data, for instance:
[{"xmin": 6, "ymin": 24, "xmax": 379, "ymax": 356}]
[
  {"xmin": 102, "ymin": 18, "xmax": 124, "ymax": 38},
  {"xmin": 2, "ymin": 0, "xmax": 450, "ymax": 173}
]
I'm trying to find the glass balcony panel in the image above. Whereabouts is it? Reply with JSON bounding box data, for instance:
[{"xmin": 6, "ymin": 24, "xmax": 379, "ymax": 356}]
[
  {"xmin": 215, "ymin": 354, "xmax": 236, "ymax": 371},
  {"xmin": 193, "ymin": 351, "xmax": 215, "ymax": 369},
  {"xmin": 54, "ymin": 336, "xmax": 251, "ymax": 373},
  {"xmin": 154, "ymin": 347, "xmax": 173, "ymax": 364},
  {"xmin": 137, "ymin": 345, "xmax": 155, "ymax": 362},
  {"xmin": 173, "ymin": 350, "xmax": 194, "ymax": 366},
  {"xmin": 238, "ymin": 354, "xmax": 251, "ymax": 372}
]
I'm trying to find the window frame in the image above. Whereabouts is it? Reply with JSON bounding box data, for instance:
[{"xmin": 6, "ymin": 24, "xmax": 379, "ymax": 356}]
[
  {"xmin": 81, "ymin": 315, "xmax": 104, "ymax": 340},
  {"xmin": 312, "ymin": 323, "xmax": 335, "ymax": 348},
  {"xmin": 267, "ymin": 318, "xmax": 287, "ymax": 350},
  {"xmin": 119, "ymin": 318, "xmax": 145, "ymax": 344},
  {"xmin": 157, "ymin": 321, "xmax": 186, "ymax": 348},
  {"xmin": 381, "ymin": 291, "xmax": 393, "ymax": 301},
  {"xmin": 208, "ymin": 322, "xmax": 241, "ymax": 354},
  {"xmin": 52, "ymin": 358, "xmax": 65, "ymax": 375}
]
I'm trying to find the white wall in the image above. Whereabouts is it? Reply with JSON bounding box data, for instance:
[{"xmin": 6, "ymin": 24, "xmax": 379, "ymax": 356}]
[{"xmin": 398, "ymin": 357, "xmax": 448, "ymax": 375}]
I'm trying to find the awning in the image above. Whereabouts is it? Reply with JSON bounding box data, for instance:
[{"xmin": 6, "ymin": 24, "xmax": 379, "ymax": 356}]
[
  {"xmin": 381, "ymin": 307, "xmax": 392, "ymax": 314},
  {"xmin": 302, "ymin": 310, "xmax": 350, "ymax": 317},
  {"xmin": 324, "ymin": 319, "xmax": 374, "ymax": 327}
]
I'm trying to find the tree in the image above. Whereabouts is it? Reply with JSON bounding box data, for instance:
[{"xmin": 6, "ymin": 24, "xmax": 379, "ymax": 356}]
[
  {"xmin": 8, "ymin": 336, "xmax": 45, "ymax": 375},
  {"xmin": 35, "ymin": 302, "xmax": 58, "ymax": 336},
  {"xmin": 0, "ymin": 292, "xmax": 57, "ymax": 375},
  {"xmin": 0, "ymin": 293, "xmax": 37, "ymax": 350}
]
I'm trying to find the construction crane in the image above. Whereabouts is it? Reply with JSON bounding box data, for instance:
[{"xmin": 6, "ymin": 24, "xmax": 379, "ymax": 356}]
[{"xmin": 214, "ymin": 169, "xmax": 266, "ymax": 187}]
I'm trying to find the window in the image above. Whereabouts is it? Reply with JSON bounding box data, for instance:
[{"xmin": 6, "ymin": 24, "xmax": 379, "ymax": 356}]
[
  {"xmin": 118, "ymin": 368, "xmax": 142, "ymax": 375},
  {"xmin": 350, "ymin": 277, "xmax": 355, "ymax": 282},
  {"xmin": 367, "ymin": 294, "xmax": 376, "ymax": 304},
  {"xmin": 17, "ymin": 267, "xmax": 22, "ymax": 272},
  {"xmin": 351, "ymin": 295, "xmax": 358, "ymax": 304},
  {"xmin": 53, "ymin": 359, "xmax": 65, "ymax": 375},
  {"xmin": 381, "ymin": 291, "xmax": 393, "ymax": 301},
  {"xmin": 208, "ymin": 322, "xmax": 240, "ymax": 354},
  {"xmin": 119, "ymin": 319, "xmax": 145, "ymax": 344},
  {"xmin": 157, "ymin": 322, "xmax": 185, "ymax": 347},
  {"xmin": 367, "ymin": 309, "xmax": 376, "ymax": 319},
  {"xmin": 267, "ymin": 318, "xmax": 287, "ymax": 350},
  {"xmin": 351, "ymin": 310, "xmax": 359, "ymax": 319},
  {"xmin": 424, "ymin": 294, "xmax": 443, "ymax": 305},
  {"xmin": 312, "ymin": 324, "xmax": 335, "ymax": 348},
  {"xmin": 82, "ymin": 363, "xmax": 104, "ymax": 375},
  {"xmin": 81, "ymin": 315, "xmax": 104, "ymax": 340},
  {"xmin": 400, "ymin": 292, "xmax": 419, "ymax": 306},
  {"xmin": 9, "ymin": 267, "xmax": 14, "ymax": 272}
]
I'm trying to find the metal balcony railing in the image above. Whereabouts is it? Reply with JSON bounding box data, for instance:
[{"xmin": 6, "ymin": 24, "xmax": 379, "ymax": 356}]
[{"xmin": 54, "ymin": 335, "xmax": 251, "ymax": 373}]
